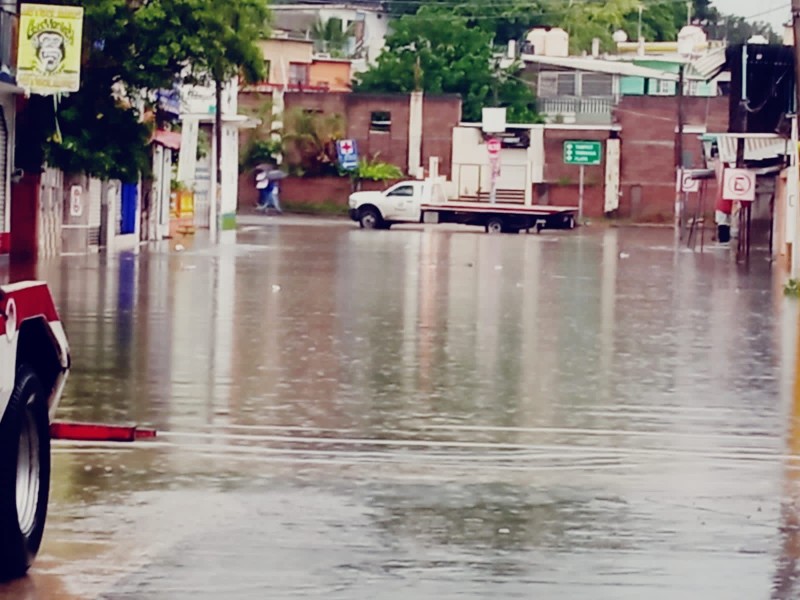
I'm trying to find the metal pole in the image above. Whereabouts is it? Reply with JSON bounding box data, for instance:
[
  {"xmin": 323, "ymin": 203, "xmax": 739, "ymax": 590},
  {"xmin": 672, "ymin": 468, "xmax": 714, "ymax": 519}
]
[
  {"xmin": 211, "ymin": 78, "xmax": 223, "ymax": 243},
  {"xmin": 490, "ymin": 158, "xmax": 497, "ymax": 204},
  {"xmin": 674, "ymin": 65, "xmax": 685, "ymax": 241},
  {"xmin": 735, "ymin": 44, "xmax": 748, "ymax": 262},
  {"xmin": 578, "ymin": 164, "xmax": 585, "ymax": 222}
]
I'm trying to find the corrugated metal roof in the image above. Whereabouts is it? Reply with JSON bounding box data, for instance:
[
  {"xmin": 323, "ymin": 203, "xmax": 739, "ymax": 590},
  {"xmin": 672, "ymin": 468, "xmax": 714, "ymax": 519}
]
[
  {"xmin": 711, "ymin": 133, "xmax": 788, "ymax": 163},
  {"xmin": 685, "ymin": 46, "xmax": 728, "ymax": 81},
  {"xmin": 520, "ymin": 54, "xmax": 679, "ymax": 81}
]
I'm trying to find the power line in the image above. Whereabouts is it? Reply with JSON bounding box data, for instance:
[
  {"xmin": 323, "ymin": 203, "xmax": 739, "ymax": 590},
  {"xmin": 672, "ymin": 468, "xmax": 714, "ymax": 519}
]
[{"xmin": 743, "ymin": 3, "xmax": 790, "ymax": 21}]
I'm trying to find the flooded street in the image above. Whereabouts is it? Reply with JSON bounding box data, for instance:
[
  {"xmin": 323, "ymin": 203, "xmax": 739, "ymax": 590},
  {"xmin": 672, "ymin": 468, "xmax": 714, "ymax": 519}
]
[{"xmin": 1, "ymin": 217, "xmax": 798, "ymax": 599}]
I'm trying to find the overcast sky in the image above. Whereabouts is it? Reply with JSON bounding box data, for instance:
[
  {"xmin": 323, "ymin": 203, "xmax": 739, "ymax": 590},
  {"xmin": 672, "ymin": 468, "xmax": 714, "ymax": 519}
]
[{"xmin": 711, "ymin": 0, "xmax": 789, "ymax": 29}]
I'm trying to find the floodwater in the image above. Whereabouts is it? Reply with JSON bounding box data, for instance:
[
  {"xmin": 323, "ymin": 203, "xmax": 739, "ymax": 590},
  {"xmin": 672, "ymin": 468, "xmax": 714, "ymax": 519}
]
[{"xmin": 0, "ymin": 217, "xmax": 799, "ymax": 599}]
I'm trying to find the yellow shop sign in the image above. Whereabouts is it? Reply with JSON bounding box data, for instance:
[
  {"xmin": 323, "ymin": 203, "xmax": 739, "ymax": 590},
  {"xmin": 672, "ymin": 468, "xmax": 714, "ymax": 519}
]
[{"xmin": 17, "ymin": 4, "xmax": 84, "ymax": 94}]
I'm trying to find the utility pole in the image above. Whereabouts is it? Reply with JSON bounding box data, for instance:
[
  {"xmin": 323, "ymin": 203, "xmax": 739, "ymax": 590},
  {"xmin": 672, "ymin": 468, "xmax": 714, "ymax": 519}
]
[
  {"xmin": 637, "ymin": 4, "xmax": 644, "ymax": 56},
  {"xmin": 686, "ymin": 1, "xmax": 691, "ymax": 25}
]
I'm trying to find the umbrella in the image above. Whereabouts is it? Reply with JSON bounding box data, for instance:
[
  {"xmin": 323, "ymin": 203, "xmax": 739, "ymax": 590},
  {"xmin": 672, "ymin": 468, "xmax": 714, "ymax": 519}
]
[{"xmin": 265, "ymin": 169, "xmax": 287, "ymax": 180}]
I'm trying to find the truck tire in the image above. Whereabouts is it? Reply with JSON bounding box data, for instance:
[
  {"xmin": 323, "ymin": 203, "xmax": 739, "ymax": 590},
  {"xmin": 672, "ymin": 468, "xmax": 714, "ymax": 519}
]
[
  {"xmin": 0, "ymin": 366, "xmax": 50, "ymax": 580},
  {"xmin": 359, "ymin": 207, "xmax": 382, "ymax": 230},
  {"xmin": 485, "ymin": 217, "xmax": 504, "ymax": 234}
]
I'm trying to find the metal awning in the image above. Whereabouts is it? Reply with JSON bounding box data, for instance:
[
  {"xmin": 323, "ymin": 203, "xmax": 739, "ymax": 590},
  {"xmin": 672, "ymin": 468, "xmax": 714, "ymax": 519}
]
[
  {"xmin": 708, "ymin": 133, "xmax": 789, "ymax": 163},
  {"xmin": 685, "ymin": 46, "xmax": 728, "ymax": 81},
  {"xmin": 520, "ymin": 54, "xmax": 679, "ymax": 81}
]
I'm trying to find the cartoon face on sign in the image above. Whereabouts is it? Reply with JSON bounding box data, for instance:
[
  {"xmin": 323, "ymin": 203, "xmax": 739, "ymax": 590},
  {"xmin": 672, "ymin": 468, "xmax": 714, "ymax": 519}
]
[{"xmin": 32, "ymin": 30, "xmax": 66, "ymax": 74}]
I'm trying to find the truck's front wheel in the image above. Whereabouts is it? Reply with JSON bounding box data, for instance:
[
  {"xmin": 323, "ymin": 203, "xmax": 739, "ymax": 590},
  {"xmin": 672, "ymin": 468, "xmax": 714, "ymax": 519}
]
[
  {"xmin": 0, "ymin": 366, "xmax": 50, "ymax": 580},
  {"xmin": 359, "ymin": 207, "xmax": 383, "ymax": 230}
]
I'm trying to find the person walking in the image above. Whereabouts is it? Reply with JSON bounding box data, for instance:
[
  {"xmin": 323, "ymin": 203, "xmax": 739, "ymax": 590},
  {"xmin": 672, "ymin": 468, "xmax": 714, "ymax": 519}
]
[
  {"xmin": 255, "ymin": 167, "xmax": 282, "ymax": 213},
  {"xmin": 255, "ymin": 167, "xmax": 271, "ymax": 209}
]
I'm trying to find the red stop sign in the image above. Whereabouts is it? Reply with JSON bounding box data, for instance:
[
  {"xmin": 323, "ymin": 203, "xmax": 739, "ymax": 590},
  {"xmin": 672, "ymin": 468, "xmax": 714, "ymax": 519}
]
[{"xmin": 487, "ymin": 138, "xmax": 501, "ymax": 156}]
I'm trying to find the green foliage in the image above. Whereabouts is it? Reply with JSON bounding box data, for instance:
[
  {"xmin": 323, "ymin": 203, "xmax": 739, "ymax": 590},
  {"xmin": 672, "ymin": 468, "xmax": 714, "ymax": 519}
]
[
  {"xmin": 386, "ymin": 0, "xmax": 551, "ymax": 44},
  {"xmin": 18, "ymin": 0, "xmax": 270, "ymax": 180},
  {"xmin": 240, "ymin": 100, "xmax": 281, "ymax": 172},
  {"xmin": 351, "ymin": 158, "xmax": 403, "ymax": 182},
  {"xmin": 622, "ymin": 1, "xmax": 684, "ymax": 45},
  {"xmin": 354, "ymin": 8, "xmax": 538, "ymax": 123},
  {"xmin": 785, "ymin": 279, "xmax": 800, "ymax": 297},
  {"xmin": 311, "ymin": 17, "xmax": 355, "ymax": 58},
  {"xmin": 282, "ymin": 109, "xmax": 346, "ymax": 177},
  {"xmin": 550, "ymin": 0, "xmax": 638, "ymax": 53}
]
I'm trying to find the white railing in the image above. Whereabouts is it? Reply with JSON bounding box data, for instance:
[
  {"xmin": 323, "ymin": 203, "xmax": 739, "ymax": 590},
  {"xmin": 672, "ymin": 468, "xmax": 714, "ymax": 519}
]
[{"xmin": 540, "ymin": 96, "xmax": 615, "ymax": 119}]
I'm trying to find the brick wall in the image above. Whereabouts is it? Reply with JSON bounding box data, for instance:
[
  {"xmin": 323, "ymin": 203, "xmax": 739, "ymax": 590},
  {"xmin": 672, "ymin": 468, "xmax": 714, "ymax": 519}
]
[
  {"xmin": 282, "ymin": 92, "xmax": 461, "ymax": 176},
  {"xmin": 346, "ymin": 94, "xmax": 411, "ymax": 172},
  {"xmin": 541, "ymin": 128, "xmax": 609, "ymax": 218},
  {"xmin": 240, "ymin": 176, "xmax": 400, "ymax": 210},
  {"xmin": 421, "ymin": 96, "xmax": 461, "ymax": 178},
  {"xmin": 614, "ymin": 95, "xmax": 728, "ymax": 220}
]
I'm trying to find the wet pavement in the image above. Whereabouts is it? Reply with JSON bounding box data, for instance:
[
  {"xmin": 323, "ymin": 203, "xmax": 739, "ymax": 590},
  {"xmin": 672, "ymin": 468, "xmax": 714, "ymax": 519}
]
[{"xmin": 0, "ymin": 216, "xmax": 799, "ymax": 598}]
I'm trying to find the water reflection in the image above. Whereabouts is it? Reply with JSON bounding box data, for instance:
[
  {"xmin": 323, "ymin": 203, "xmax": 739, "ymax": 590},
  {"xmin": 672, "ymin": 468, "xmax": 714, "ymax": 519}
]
[{"xmin": 0, "ymin": 223, "xmax": 793, "ymax": 598}]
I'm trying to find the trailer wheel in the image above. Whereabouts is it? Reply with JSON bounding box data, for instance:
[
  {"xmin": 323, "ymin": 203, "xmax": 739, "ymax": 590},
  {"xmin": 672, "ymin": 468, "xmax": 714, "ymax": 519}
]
[
  {"xmin": 359, "ymin": 207, "xmax": 382, "ymax": 230},
  {"xmin": 486, "ymin": 217, "xmax": 504, "ymax": 234},
  {"xmin": 0, "ymin": 366, "xmax": 50, "ymax": 580}
]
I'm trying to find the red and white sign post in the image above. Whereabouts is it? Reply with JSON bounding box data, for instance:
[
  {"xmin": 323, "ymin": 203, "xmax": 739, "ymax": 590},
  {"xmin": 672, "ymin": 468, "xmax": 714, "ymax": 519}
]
[{"xmin": 487, "ymin": 138, "xmax": 501, "ymax": 204}]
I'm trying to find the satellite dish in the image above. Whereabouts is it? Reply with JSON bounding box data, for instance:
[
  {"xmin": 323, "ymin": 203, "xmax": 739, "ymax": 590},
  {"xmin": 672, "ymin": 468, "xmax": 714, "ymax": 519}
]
[{"xmin": 612, "ymin": 30, "xmax": 628, "ymax": 44}]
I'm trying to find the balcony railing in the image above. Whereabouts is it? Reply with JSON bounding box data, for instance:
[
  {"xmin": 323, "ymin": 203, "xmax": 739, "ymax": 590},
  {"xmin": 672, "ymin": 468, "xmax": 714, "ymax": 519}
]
[
  {"xmin": 539, "ymin": 96, "xmax": 615, "ymax": 123},
  {"xmin": 0, "ymin": 9, "xmax": 18, "ymax": 82}
]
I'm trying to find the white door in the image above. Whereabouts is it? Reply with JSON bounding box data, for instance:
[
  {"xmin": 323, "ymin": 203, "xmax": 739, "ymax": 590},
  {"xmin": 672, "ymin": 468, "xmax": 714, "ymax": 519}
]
[{"xmin": 382, "ymin": 183, "xmax": 418, "ymax": 221}]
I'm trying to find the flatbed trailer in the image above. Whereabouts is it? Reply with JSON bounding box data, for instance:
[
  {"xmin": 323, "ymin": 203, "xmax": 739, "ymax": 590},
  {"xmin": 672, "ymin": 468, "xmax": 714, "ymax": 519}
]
[
  {"xmin": 348, "ymin": 180, "xmax": 578, "ymax": 233},
  {"xmin": 419, "ymin": 201, "xmax": 577, "ymax": 233}
]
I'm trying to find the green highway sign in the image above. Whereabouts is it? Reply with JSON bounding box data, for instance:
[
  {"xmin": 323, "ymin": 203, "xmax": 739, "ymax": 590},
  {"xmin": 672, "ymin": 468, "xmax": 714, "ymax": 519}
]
[{"xmin": 563, "ymin": 140, "xmax": 602, "ymax": 165}]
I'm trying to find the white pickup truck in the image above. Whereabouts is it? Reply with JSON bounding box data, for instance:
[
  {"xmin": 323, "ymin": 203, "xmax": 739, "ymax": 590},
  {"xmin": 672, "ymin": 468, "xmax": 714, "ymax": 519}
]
[{"xmin": 348, "ymin": 180, "xmax": 577, "ymax": 233}]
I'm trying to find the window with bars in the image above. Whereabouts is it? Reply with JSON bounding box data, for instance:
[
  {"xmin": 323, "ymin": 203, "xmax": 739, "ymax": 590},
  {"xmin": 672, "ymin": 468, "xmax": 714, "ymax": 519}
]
[
  {"xmin": 581, "ymin": 73, "xmax": 613, "ymax": 96},
  {"xmin": 538, "ymin": 72, "xmax": 576, "ymax": 97}
]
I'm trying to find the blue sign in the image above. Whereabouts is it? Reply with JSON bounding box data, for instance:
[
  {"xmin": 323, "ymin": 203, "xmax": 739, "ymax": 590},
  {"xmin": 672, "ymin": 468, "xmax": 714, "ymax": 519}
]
[
  {"xmin": 336, "ymin": 139, "xmax": 359, "ymax": 170},
  {"xmin": 156, "ymin": 88, "xmax": 181, "ymax": 117}
]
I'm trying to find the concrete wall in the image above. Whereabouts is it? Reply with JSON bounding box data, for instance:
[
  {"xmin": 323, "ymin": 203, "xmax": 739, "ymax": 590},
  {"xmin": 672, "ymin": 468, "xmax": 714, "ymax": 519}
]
[
  {"xmin": 258, "ymin": 39, "xmax": 314, "ymax": 86},
  {"xmin": 309, "ymin": 60, "xmax": 352, "ymax": 91}
]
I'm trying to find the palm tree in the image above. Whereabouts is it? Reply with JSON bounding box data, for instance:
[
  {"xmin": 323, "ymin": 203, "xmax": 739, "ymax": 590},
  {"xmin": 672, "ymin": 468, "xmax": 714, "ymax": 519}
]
[
  {"xmin": 282, "ymin": 108, "xmax": 346, "ymax": 176},
  {"xmin": 310, "ymin": 17, "xmax": 355, "ymax": 58}
]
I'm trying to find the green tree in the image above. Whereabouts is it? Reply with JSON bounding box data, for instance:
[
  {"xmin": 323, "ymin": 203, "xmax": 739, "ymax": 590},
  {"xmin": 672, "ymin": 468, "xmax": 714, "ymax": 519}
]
[
  {"xmin": 550, "ymin": 0, "xmax": 638, "ymax": 53},
  {"xmin": 311, "ymin": 17, "xmax": 354, "ymax": 58},
  {"xmin": 387, "ymin": 0, "xmax": 552, "ymax": 44},
  {"xmin": 354, "ymin": 8, "xmax": 539, "ymax": 123},
  {"xmin": 621, "ymin": 1, "xmax": 685, "ymax": 44},
  {"xmin": 18, "ymin": 0, "xmax": 269, "ymax": 181},
  {"xmin": 282, "ymin": 109, "xmax": 345, "ymax": 176}
]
